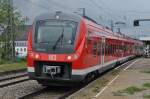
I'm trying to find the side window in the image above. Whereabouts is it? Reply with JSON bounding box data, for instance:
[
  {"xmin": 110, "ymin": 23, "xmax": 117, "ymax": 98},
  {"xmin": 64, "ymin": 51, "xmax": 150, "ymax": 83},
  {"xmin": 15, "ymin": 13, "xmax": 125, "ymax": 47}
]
[
  {"xmin": 113, "ymin": 45, "xmax": 116, "ymax": 55},
  {"xmin": 87, "ymin": 30, "xmax": 92, "ymax": 44},
  {"xmin": 110, "ymin": 44, "xmax": 113, "ymax": 55},
  {"xmin": 105, "ymin": 44, "xmax": 108, "ymax": 55},
  {"xmin": 24, "ymin": 48, "xmax": 26, "ymax": 52},
  {"xmin": 93, "ymin": 41, "xmax": 97, "ymax": 56},
  {"xmin": 108, "ymin": 44, "xmax": 112, "ymax": 55},
  {"xmin": 20, "ymin": 48, "xmax": 22, "ymax": 52},
  {"xmin": 97, "ymin": 41, "xmax": 101, "ymax": 55}
]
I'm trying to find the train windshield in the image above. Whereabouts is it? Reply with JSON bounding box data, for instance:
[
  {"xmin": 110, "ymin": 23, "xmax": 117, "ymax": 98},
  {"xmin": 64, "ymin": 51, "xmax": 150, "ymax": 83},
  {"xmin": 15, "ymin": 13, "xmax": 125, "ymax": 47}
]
[
  {"xmin": 34, "ymin": 20, "xmax": 78, "ymax": 53},
  {"xmin": 35, "ymin": 20, "xmax": 77, "ymax": 46}
]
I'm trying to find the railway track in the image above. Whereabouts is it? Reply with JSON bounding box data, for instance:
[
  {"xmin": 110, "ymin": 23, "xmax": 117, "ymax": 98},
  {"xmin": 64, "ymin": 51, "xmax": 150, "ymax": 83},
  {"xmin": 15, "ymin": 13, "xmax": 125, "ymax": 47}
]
[
  {"xmin": 18, "ymin": 85, "xmax": 80, "ymax": 99},
  {"xmin": 0, "ymin": 58, "xmax": 138, "ymax": 99},
  {"xmin": 18, "ymin": 59, "xmax": 138, "ymax": 99},
  {"xmin": 0, "ymin": 72, "xmax": 29, "ymax": 88}
]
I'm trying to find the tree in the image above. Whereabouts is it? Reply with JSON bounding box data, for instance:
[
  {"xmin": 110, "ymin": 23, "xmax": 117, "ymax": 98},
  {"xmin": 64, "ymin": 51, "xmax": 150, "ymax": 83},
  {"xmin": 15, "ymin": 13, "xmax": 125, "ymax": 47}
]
[{"xmin": 0, "ymin": 0, "xmax": 25, "ymax": 61}]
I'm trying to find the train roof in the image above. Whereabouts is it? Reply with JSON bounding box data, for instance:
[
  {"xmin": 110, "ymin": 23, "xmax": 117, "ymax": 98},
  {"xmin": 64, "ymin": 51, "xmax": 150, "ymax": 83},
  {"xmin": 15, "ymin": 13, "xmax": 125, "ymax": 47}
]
[
  {"xmin": 34, "ymin": 12, "xmax": 143, "ymax": 45},
  {"xmin": 34, "ymin": 12, "xmax": 82, "ymax": 23},
  {"xmin": 83, "ymin": 18, "xmax": 143, "ymax": 44}
]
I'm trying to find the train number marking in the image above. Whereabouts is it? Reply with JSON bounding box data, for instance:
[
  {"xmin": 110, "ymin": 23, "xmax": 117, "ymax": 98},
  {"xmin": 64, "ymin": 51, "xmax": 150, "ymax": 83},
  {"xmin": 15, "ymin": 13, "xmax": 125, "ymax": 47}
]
[{"xmin": 48, "ymin": 55, "xmax": 57, "ymax": 60}]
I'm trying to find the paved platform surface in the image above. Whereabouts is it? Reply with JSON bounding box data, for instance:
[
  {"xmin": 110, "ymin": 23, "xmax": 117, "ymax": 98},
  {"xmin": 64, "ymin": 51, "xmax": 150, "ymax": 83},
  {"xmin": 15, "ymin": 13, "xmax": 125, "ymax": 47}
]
[{"xmin": 97, "ymin": 58, "xmax": 150, "ymax": 99}]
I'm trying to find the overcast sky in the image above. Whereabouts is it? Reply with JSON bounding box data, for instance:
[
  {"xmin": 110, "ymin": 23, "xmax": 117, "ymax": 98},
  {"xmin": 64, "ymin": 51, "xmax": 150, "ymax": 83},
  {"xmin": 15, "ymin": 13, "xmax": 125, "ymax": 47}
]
[{"xmin": 13, "ymin": 0, "xmax": 150, "ymax": 38}]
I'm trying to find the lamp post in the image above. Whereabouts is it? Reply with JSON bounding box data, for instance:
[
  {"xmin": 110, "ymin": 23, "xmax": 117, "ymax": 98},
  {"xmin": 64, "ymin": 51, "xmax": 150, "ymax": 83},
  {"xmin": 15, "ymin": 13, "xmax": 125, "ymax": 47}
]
[{"xmin": 9, "ymin": 0, "xmax": 15, "ymax": 61}]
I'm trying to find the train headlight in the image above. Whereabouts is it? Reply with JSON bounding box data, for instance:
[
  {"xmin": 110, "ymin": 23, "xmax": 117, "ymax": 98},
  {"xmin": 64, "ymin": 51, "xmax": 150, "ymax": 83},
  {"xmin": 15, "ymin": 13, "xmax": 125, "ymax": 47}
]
[
  {"xmin": 67, "ymin": 54, "xmax": 79, "ymax": 60},
  {"xmin": 67, "ymin": 56, "xmax": 72, "ymax": 60},
  {"xmin": 35, "ymin": 54, "xmax": 40, "ymax": 59}
]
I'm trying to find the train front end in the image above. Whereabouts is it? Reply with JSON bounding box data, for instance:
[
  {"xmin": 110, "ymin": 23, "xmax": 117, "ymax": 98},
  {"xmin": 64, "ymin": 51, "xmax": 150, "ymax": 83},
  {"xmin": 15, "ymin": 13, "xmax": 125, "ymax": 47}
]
[{"xmin": 27, "ymin": 12, "xmax": 87, "ymax": 85}]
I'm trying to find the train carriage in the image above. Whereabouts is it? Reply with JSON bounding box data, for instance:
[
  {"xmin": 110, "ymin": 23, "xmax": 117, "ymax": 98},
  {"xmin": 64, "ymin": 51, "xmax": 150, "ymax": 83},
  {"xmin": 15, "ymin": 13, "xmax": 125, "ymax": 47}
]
[{"xmin": 27, "ymin": 12, "xmax": 143, "ymax": 86}]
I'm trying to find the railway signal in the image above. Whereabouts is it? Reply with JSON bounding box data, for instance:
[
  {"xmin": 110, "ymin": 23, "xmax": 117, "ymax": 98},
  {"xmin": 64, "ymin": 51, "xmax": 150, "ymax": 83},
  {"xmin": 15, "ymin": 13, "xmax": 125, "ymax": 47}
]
[
  {"xmin": 134, "ymin": 20, "xmax": 139, "ymax": 26},
  {"xmin": 134, "ymin": 18, "xmax": 150, "ymax": 58},
  {"xmin": 134, "ymin": 19, "xmax": 150, "ymax": 26}
]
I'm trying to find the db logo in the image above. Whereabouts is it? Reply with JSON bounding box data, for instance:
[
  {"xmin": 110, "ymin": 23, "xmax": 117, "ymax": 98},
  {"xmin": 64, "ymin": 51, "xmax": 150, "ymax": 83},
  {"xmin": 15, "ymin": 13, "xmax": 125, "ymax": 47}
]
[{"xmin": 48, "ymin": 55, "xmax": 56, "ymax": 60}]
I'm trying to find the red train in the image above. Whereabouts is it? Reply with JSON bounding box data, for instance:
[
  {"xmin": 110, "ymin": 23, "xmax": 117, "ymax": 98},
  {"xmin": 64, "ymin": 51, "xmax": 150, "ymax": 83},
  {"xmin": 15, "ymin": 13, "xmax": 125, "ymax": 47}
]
[{"xmin": 27, "ymin": 12, "xmax": 143, "ymax": 86}]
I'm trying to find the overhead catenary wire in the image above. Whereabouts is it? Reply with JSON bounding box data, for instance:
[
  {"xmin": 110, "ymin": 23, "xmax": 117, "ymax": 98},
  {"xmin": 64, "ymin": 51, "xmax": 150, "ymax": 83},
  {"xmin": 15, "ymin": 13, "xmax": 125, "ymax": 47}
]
[
  {"xmin": 43, "ymin": 0, "xmax": 75, "ymax": 12},
  {"xmin": 22, "ymin": 0, "xmax": 52, "ymax": 11}
]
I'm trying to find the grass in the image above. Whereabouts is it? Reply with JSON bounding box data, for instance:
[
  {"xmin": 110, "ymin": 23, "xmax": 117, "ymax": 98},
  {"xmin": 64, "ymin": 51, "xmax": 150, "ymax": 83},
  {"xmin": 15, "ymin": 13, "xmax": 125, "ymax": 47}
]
[
  {"xmin": 113, "ymin": 83, "xmax": 150, "ymax": 96},
  {"xmin": 113, "ymin": 86, "xmax": 145, "ymax": 96},
  {"xmin": 143, "ymin": 83, "xmax": 150, "ymax": 88},
  {"xmin": 143, "ymin": 94, "xmax": 150, "ymax": 99},
  {"xmin": 0, "ymin": 61, "xmax": 27, "ymax": 73},
  {"xmin": 113, "ymin": 91, "xmax": 124, "ymax": 96},
  {"xmin": 123, "ymin": 86, "xmax": 145, "ymax": 95},
  {"xmin": 141, "ymin": 69, "xmax": 150, "ymax": 74}
]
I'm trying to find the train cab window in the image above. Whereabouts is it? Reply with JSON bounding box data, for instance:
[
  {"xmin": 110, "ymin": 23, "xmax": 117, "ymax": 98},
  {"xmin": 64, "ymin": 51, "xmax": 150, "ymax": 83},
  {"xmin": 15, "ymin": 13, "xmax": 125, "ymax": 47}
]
[{"xmin": 35, "ymin": 20, "xmax": 77, "ymax": 45}]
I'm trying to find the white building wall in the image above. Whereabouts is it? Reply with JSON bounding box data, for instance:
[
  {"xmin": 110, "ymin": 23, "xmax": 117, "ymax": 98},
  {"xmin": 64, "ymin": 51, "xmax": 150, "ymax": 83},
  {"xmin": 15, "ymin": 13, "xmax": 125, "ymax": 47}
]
[
  {"xmin": 15, "ymin": 46, "xmax": 27, "ymax": 57},
  {"xmin": 15, "ymin": 41, "xmax": 27, "ymax": 58}
]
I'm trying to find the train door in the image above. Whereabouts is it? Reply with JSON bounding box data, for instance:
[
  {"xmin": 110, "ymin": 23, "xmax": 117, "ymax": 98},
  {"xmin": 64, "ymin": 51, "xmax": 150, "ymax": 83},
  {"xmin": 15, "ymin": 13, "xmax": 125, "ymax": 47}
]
[
  {"xmin": 101, "ymin": 37, "xmax": 106, "ymax": 65},
  {"xmin": 94, "ymin": 31, "xmax": 103, "ymax": 66}
]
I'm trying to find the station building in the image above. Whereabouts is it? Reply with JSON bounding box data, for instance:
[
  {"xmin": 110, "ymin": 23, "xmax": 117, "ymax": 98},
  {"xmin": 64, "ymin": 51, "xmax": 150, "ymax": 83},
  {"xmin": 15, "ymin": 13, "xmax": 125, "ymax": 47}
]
[
  {"xmin": 15, "ymin": 25, "xmax": 30, "ymax": 58},
  {"xmin": 139, "ymin": 36, "xmax": 150, "ymax": 57},
  {"xmin": 15, "ymin": 32, "xmax": 28, "ymax": 58}
]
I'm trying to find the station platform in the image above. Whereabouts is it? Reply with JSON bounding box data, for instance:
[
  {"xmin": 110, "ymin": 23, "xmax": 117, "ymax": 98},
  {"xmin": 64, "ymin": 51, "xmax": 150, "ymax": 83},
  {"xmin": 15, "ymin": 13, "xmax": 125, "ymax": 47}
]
[{"xmin": 96, "ymin": 58, "xmax": 150, "ymax": 99}]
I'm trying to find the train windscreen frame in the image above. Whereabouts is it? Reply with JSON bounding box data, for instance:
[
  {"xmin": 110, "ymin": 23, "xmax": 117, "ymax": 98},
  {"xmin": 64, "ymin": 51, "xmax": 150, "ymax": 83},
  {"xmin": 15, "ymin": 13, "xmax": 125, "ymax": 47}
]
[{"xmin": 34, "ymin": 19, "xmax": 78, "ymax": 54}]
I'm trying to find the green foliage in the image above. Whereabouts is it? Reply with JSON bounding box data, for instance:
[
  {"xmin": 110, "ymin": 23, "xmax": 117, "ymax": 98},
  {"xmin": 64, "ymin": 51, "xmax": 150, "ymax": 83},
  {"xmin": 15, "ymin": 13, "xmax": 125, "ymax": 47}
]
[
  {"xmin": 122, "ymin": 86, "xmax": 145, "ymax": 95},
  {"xmin": 0, "ymin": 61, "xmax": 26, "ymax": 73},
  {"xmin": 0, "ymin": 0, "xmax": 25, "ymax": 27},
  {"xmin": 113, "ymin": 83, "xmax": 150, "ymax": 96},
  {"xmin": 142, "ymin": 70, "xmax": 150, "ymax": 74},
  {"xmin": 143, "ymin": 83, "xmax": 150, "ymax": 88},
  {"xmin": 0, "ymin": 0, "xmax": 25, "ymax": 61},
  {"xmin": 143, "ymin": 94, "xmax": 150, "ymax": 98}
]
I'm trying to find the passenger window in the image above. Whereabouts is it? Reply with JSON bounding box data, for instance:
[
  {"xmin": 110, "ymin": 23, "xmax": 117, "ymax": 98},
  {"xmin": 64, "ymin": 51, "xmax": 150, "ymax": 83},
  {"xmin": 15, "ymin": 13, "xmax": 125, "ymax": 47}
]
[
  {"xmin": 97, "ymin": 42, "xmax": 101, "ymax": 55},
  {"xmin": 93, "ymin": 41, "xmax": 97, "ymax": 56},
  {"xmin": 87, "ymin": 31, "xmax": 92, "ymax": 44},
  {"xmin": 105, "ymin": 44, "xmax": 108, "ymax": 55},
  {"xmin": 24, "ymin": 48, "xmax": 26, "ymax": 52}
]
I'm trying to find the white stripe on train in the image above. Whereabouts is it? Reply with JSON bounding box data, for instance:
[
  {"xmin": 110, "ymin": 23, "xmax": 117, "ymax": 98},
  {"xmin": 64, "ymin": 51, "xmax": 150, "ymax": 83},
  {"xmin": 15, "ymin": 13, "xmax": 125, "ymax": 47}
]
[
  {"xmin": 72, "ymin": 55, "xmax": 134, "ymax": 75},
  {"xmin": 27, "ymin": 55, "xmax": 134, "ymax": 75}
]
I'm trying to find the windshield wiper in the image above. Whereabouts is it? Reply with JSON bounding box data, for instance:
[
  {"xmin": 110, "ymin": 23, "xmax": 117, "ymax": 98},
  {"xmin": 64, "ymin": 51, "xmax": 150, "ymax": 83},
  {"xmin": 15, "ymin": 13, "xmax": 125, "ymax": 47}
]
[{"xmin": 52, "ymin": 28, "xmax": 64, "ymax": 50}]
